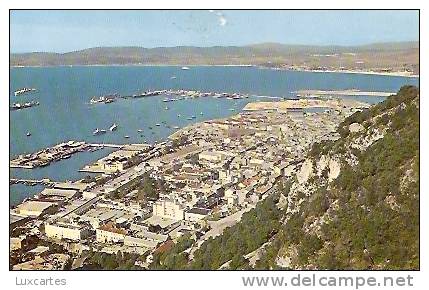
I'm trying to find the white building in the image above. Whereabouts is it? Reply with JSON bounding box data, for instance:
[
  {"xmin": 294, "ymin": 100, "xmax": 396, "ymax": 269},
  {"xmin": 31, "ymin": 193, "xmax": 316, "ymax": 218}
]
[
  {"xmin": 45, "ymin": 221, "xmax": 91, "ymax": 241},
  {"xmin": 152, "ymin": 199, "xmax": 185, "ymax": 221}
]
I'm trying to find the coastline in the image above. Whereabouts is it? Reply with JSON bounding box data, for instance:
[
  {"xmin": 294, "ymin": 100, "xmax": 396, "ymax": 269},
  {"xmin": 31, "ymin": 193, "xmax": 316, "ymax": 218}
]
[
  {"xmin": 10, "ymin": 64, "xmax": 419, "ymax": 78},
  {"xmin": 257, "ymin": 66, "xmax": 419, "ymax": 78}
]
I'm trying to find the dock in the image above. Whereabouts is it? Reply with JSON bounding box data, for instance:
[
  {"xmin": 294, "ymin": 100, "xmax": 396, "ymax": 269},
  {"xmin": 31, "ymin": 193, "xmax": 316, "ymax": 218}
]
[
  {"xmin": 10, "ymin": 178, "xmax": 54, "ymax": 186},
  {"xmin": 293, "ymin": 89, "xmax": 394, "ymax": 97}
]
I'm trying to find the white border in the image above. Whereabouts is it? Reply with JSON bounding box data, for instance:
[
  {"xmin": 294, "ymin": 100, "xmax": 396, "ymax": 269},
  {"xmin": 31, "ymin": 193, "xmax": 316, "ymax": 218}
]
[{"xmin": 1, "ymin": 2, "xmax": 426, "ymax": 290}]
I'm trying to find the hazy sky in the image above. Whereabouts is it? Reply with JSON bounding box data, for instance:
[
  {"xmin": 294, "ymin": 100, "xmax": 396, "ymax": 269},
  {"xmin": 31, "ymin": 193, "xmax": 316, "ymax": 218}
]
[{"xmin": 10, "ymin": 10, "xmax": 419, "ymax": 53}]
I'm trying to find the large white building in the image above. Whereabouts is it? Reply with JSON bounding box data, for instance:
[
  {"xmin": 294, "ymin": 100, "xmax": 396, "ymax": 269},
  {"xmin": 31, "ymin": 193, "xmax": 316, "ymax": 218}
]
[
  {"xmin": 17, "ymin": 201, "xmax": 56, "ymax": 217},
  {"xmin": 45, "ymin": 221, "xmax": 91, "ymax": 241},
  {"xmin": 152, "ymin": 199, "xmax": 185, "ymax": 221}
]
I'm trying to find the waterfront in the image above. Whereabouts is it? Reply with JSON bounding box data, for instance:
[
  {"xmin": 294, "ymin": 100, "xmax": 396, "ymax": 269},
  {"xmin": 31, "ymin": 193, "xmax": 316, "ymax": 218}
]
[{"xmin": 10, "ymin": 66, "xmax": 418, "ymax": 205}]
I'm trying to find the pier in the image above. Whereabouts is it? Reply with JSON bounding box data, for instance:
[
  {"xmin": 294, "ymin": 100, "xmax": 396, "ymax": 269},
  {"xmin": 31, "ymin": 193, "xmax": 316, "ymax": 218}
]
[
  {"xmin": 10, "ymin": 178, "xmax": 54, "ymax": 186},
  {"xmin": 88, "ymin": 143, "xmax": 124, "ymax": 149}
]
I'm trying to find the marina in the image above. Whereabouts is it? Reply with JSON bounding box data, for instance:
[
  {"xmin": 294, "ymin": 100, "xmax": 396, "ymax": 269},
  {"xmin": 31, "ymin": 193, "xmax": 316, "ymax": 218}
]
[
  {"xmin": 10, "ymin": 65, "xmax": 418, "ymax": 206},
  {"xmin": 10, "ymin": 141, "xmax": 101, "ymax": 169}
]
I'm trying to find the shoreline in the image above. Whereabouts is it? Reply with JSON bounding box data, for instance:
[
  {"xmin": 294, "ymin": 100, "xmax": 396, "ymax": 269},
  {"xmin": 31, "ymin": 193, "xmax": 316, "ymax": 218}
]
[
  {"xmin": 10, "ymin": 64, "xmax": 420, "ymax": 78},
  {"xmin": 257, "ymin": 66, "xmax": 419, "ymax": 78}
]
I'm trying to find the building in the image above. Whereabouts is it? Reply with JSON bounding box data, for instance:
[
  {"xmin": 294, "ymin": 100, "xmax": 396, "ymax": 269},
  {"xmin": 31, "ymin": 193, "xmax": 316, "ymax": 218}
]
[
  {"xmin": 96, "ymin": 223, "xmax": 127, "ymax": 244},
  {"xmin": 152, "ymin": 199, "xmax": 185, "ymax": 221},
  {"xmin": 16, "ymin": 201, "xmax": 57, "ymax": 217},
  {"xmin": 39, "ymin": 188, "xmax": 79, "ymax": 200},
  {"xmin": 198, "ymin": 151, "xmax": 226, "ymax": 163},
  {"xmin": 44, "ymin": 220, "xmax": 91, "ymax": 241},
  {"xmin": 184, "ymin": 207, "xmax": 210, "ymax": 222}
]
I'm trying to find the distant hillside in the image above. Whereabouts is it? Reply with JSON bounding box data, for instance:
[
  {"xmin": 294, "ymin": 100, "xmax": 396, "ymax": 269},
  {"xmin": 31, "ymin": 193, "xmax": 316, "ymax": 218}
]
[{"xmin": 10, "ymin": 42, "xmax": 419, "ymax": 73}]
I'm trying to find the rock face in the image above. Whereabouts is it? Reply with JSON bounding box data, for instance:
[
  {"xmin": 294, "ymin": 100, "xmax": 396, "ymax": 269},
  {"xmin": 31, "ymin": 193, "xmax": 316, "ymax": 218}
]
[
  {"xmin": 349, "ymin": 122, "xmax": 364, "ymax": 133},
  {"xmin": 328, "ymin": 159, "xmax": 341, "ymax": 182},
  {"xmin": 297, "ymin": 159, "xmax": 314, "ymax": 184}
]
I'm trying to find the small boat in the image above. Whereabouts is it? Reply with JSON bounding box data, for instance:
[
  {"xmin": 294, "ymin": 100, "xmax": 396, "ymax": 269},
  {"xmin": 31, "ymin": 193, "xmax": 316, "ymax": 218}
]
[
  {"xmin": 187, "ymin": 117, "xmax": 193, "ymax": 120},
  {"xmin": 14, "ymin": 88, "xmax": 36, "ymax": 96},
  {"xmin": 165, "ymin": 106, "xmax": 169, "ymax": 110},
  {"xmin": 173, "ymin": 126, "xmax": 180, "ymax": 129},
  {"xmin": 200, "ymin": 112, "xmax": 204, "ymax": 115},
  {"xmin": 109, "ymin": 123, "xmax": 118, "ymax": 131},
  {"xmin": 26, "ymin": 132, "xmax": 31, "ymax": 137},
  {"xmin": 93, "ymin": 128, "xmax": 106, "ymax": 135},
  {"xmin": 62, "ymin": 155, "xmax": 71, "ymax": 159},
  {"xmin": 191, "ymin": 115, "xmax": 196, "ymax": 119},
  {"xmin": 137, "ymin": 129, "xmax": 143, "ymax": 133},
  {"xmin": 149, "ymin": 126, "xmax": 153, "ymax": 130},
  {"xmin": 124, "ymin": 135, "xmax": 130, "ymax": 139},
  {"xmin": 181, "ymin": 66, "xmax": 190, "ymax": 70},
  {"xmin": 177, "ymin": 114, "xmax": 181, "ymax": 117},
  {"xmin": 229, "ymin": 108, "xmax": 236, "ymax": 111},
  {"xmin": 155, "ymin": 123, "xmax": 161, "ymax": 126},
  {"xmin": 171, "ymin": 76, "xmax": 177, "ymax": 79}
]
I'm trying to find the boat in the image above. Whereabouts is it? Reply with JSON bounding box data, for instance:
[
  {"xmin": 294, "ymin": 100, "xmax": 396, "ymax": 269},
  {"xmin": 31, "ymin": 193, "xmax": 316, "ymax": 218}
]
[
  {"xmin": 187, "ymin": 117, "xmax": 193, "ymax": 120},
  {"xmin": 14, "ymin": 88, "xmax": 36, "ymax": 96},
  {"xmin": 10, "ymin": 101, "xmax": 40, "ymax": 111},
  {"xmin": 149, "ymin": 126, "xmax": 153, "ymax": 130},
  {"xmin": 137, "ymin": 129, "xmax": 143, "ymax": 133},
  {"xmin": 155, "ymin": 123, "xmax": 161, "ymax": 126},
  {"xmin": 191, "ymin": 115, "xmax": 196, "ymax": 119},
  {"xmin": 177, "ymin": 114, "xmax": 181, "ymax": 117},
  {"xmin": 229, "ymin": 108, "xmax": 236, "ymax": 111},
  {"xmin": 93, "ymin": 128, "xmax": 106, "ymax": 135},
  {"xmin": 62, "ymin": 155, "xmax": 71, "ymax": 159},
  {"xmin": 109, "ymin": 123, "xmax": 118, "ymax": 131},
  {"xmin": 124, "ymin": 135, "xmax": 130, "ymax": 139},
  {"xmin": 165, "ymin": 106, "xmax": 169, "ymax": 110},
  {"xmin": 171, "ymin": 76, "xmax": 177, "ymax": 79},
  {"xmin": 200, "ymin": 112, "xmax": 204, "ymax": 115},
  {"xmin": 26, "ymin": 132, "xmax": 31, "ymax": 137},
  {"xmin": 181, "ymin": 66, "xmax": 190, "ymax": 70},
  {"xmin": 173, "ymin": 126, "xmax": 180, "ymax": 129}
]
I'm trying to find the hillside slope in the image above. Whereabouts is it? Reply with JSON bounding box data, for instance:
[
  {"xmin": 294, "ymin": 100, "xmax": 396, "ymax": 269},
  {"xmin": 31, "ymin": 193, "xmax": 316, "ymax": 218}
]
[
  {"xmin": 145, "ymin": 86, "xmax": 419, "ymax": 271},
  {"xmin": 10, "ymin": 42, "xmax": 419, "ymax": 73},
  {"xmin": 256, "ymin": 85, "xmax": 419, "ymax": 270}
]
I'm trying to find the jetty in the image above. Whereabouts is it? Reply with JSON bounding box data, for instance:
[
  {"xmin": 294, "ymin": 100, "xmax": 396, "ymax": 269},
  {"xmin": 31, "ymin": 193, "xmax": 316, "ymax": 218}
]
[
  {"xmin": 10, "ymin": 141, "xmax": 99, "ymax": 169},
  {"xmin": 10, "ymin": 178, "xmax": 54, "ymax": 186},
  {"xmin": 293, "ymin": 89, "xmax": 394, "ymax": 97}
]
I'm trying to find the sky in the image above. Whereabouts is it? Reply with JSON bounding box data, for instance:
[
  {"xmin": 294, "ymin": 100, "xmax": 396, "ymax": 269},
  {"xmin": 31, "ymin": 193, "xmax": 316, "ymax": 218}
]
[{"xmin": 10, "ymin": 10, "xmax": 419, "ymax": 53}]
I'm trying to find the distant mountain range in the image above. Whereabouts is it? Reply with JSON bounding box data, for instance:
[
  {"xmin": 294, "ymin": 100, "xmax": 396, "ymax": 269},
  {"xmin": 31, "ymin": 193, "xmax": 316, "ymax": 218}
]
[{"xmin": 10, "ymin": 42, "xmax": 419, "ymax": 73}]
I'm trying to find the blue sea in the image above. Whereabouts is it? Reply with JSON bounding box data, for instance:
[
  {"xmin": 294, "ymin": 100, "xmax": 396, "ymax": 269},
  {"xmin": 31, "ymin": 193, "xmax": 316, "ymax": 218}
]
[{"xmin": 9, "ymin": 66, "xmax": 419, "ymax": 205}]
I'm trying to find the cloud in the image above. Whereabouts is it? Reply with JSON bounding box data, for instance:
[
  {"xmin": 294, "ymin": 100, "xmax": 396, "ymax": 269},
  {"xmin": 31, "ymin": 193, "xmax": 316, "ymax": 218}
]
[
  {"xmin": 218, "ymin": 15, "xmax": 227, "ymax": 26},
  {"xmin": 209, "ymin": 10, "xmax": 227, "ymax": 27}
]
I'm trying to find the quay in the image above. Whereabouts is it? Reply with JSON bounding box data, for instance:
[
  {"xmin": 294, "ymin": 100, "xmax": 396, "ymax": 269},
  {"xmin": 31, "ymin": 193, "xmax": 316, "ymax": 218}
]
[
  {"xmin": 88, "ymin": 143, "xmax": 124, "ymax": 149},
  {"xmin": 10, "ymin": 178, "xmax": 54, "ymax": 186},
  {"xmin": 293, "ymin": 89, "xmax": 394, "ymax": 97},
  {"xmin": 10, "ymin": 141, "xmax": 98, "ymax": 169}
]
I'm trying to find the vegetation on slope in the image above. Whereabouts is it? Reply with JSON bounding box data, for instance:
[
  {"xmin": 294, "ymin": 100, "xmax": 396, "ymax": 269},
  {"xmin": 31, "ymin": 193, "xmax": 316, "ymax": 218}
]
[{"xmin": 260, "ymin": 85, "xmax": 419, "ymax": 270}]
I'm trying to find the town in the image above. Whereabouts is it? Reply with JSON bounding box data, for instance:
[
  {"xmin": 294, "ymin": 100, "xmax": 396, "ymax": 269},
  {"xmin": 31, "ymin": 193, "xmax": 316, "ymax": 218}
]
[{"xmin": 10, "ymin": 97, "xmax": 369, "ymax": 270}]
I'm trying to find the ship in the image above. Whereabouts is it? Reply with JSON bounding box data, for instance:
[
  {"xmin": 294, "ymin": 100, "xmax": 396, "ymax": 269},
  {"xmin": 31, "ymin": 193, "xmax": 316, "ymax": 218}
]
[
  {"xmin": 10, "ymin": 101, "xmax": 40, "ymax": 111},
  {"xmin": 109, "ymin": 123, "xmax": 118, "ymax": 131},
  {"xmin": 93, "ymin": 128, "xmax": 107, "ymax": 135},
  {"xmin": 14, "ymin": 88, "xmax": 36, "ymax": 96}
]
